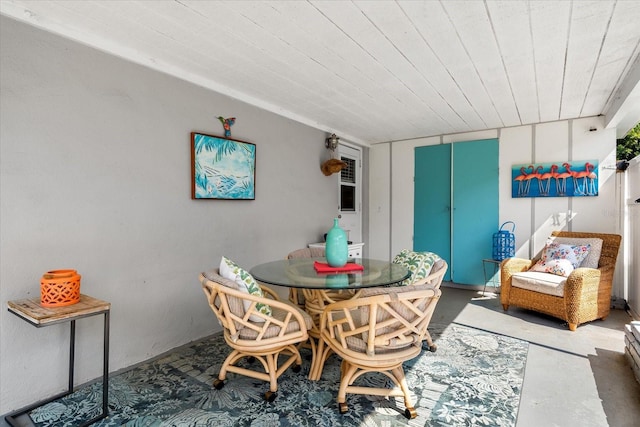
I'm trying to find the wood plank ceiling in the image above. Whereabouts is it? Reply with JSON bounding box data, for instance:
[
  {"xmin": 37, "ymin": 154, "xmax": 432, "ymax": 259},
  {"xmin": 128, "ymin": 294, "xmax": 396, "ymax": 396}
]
[{"xmin": 2, "ymin": 0, "xmax": 639, "ymax": 145}]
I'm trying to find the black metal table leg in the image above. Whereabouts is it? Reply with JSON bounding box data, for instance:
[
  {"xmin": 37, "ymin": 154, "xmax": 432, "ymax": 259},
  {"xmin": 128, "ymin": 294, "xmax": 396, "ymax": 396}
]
[
  {"xmin": 69, "ymin": 319, "xmax": 75, "ymax": 392},
  {"xmin": 102, "ymin": 310, "xmax": 110, "ymax": 419}
]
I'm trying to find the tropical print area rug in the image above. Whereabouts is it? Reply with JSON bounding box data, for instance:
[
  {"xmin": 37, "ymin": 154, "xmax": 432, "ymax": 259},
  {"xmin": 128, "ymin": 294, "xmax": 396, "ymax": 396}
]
[{"xmin": 29, "ymin": 323, "xmax": 528, "ymax": 427}]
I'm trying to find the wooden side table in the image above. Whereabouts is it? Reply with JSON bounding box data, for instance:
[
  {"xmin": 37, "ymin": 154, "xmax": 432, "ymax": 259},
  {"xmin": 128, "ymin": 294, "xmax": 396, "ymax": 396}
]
[{"xmin": 5, "ymin": 294, "xmax": 110, "ymax": 427}]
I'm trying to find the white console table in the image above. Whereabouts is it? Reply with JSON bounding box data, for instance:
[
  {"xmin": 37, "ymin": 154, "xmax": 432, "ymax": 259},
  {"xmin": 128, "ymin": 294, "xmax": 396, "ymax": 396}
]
[{"xmin": 308, "ymin": 242, "xmax": 364, "ymax": 258}]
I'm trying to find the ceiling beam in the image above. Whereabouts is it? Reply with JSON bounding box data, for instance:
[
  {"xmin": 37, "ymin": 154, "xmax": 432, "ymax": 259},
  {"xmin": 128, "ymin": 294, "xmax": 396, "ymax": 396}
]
[{"xmin": 605, "ymin": 52, "xmax": 640, "ymax": 138}]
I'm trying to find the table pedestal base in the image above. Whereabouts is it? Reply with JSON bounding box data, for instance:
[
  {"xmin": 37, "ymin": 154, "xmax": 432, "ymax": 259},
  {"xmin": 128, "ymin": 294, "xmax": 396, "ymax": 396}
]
[{"xmin": 307, "ymin": 333, "xmax": 334, "ymax": 381}]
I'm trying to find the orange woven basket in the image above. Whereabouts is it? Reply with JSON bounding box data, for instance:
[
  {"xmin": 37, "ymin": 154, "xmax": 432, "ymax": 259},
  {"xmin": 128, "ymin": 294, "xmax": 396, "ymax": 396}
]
[{"xmin": 40, "ymin": 269, "xmax": 81, "ymax": 307}]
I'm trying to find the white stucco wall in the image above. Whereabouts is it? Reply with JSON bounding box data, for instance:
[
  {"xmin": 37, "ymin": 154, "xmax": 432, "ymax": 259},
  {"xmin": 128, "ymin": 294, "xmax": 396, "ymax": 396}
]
[
  {"xmin": 0, "ymin": 17, "xmax": 342, "ymax": 414},
  {"xmin": 368, "ymin": 143, "xmax": 391, "ymax": 260},
  {"xmin": 370, "ymin": 117, "xmax": 621, "ymax": 287}
]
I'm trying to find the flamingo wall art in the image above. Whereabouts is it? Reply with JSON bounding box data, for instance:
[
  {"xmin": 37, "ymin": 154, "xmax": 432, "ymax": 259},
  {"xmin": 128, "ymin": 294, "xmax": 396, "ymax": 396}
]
[{"xmin": 511, "ymin": 160, "xmax": 598, "ymax": 198}]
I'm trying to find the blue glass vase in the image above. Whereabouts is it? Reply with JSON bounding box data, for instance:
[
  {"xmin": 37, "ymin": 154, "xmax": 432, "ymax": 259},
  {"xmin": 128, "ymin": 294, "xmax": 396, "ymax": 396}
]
[{"xmin": 325, "ymin": 218, "xmax": 348, "ymax": 267}]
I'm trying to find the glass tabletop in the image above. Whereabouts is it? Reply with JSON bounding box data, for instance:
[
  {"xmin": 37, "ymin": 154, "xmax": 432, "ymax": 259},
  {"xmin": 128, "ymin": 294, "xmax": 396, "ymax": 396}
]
[{"xmin": 250, "ymin": 258, "xmax": 410, "ymax": 290}]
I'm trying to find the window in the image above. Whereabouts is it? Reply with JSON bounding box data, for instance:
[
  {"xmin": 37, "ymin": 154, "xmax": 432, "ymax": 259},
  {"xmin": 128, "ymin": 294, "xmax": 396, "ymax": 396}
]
[
  {"xmin": 340, "ymin": 156, "xmax": 356, "ymax": 211},
  {"xmin": 337, "ymin": 143, "xmax": 362, "ymax": 243}
]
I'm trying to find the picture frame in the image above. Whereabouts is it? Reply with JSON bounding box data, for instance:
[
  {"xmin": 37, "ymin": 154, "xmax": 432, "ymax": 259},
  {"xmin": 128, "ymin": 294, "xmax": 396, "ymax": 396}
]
[
  {"xmin": 511, "ymin": 160, "xmax": 598, "ymax": 198},
  {"xmin": 191, "ymin": 132, "xmax": 256, "ymax": 200}
]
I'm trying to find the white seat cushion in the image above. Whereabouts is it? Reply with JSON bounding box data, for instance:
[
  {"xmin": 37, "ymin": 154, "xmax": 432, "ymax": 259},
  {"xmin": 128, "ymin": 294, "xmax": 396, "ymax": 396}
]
[{"xmin": 511, "ymin": 271, "xmax": 567, "ymax": 297}]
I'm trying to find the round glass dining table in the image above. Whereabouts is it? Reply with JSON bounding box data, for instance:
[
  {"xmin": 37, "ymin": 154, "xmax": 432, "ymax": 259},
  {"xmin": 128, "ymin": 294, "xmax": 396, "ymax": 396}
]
[
  {"xmin": 250, "ymin": 258, "xmax": 410, "ymax": 381},
  {"xmin": 249, "ymin": 257, "xmax": 410, "ymax": 290}
]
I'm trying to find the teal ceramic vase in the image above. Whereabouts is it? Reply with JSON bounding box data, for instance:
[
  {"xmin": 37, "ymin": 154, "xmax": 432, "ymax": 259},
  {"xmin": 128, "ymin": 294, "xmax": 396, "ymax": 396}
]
[
  {"xmin": 325, "ymin": 218, "xmax": 348, "ymax": 267},
  {"xmin": 326, "ymin": 274, "xmax": 349, "ymax": 288}
]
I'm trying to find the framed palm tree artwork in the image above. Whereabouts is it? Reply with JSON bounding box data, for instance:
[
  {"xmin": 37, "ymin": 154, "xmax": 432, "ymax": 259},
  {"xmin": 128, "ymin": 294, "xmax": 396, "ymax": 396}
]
[{"xmin": 191, "ymin": 132, "xmax": 256, "ymax": 200}]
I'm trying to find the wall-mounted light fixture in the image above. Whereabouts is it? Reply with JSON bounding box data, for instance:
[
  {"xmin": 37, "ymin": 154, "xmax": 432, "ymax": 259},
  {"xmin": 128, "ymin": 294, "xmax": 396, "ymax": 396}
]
[
  {"xmin": 325, "ymin": 133, "xmax": 340, "ymax": 151},
  {"xmin": 617, "ymin": 160, "xmax": 630, "ymax": 171},
  {"xmin": 321, "ymin": 133, "xmax": 346, "ymax": 176}
]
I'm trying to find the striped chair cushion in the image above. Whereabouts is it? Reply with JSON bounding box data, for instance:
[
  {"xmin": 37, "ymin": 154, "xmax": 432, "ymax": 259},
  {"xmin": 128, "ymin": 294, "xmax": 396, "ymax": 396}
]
[
  {"xmin": 202, "ymin": 269, "xmax": 247, "ymax": 325},
  {"xmin": 239, "ymin": 302, "xmax": 313, "ymax": 340},
  {"xmin": 351, "ymin": 283, "xmax": 436, "ymax": 350}
]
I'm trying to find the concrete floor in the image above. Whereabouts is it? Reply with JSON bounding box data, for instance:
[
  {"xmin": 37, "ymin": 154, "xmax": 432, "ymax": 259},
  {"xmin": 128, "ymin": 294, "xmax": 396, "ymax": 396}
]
[{"xmin": 435, "ymin": 285, "xmax": 640, "ymax": 427}]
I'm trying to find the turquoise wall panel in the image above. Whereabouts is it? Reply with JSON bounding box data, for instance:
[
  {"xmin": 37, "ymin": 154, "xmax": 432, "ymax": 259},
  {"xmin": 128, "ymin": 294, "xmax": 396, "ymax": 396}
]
[{"xmin": 414, "ymin": 144, "xmax": 451, "ymax": 281}]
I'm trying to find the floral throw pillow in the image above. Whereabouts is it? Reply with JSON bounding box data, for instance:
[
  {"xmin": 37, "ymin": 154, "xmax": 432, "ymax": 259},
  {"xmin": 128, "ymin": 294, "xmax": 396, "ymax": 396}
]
[
  {"xmin": 546, "ymin": 237, "xmax": 602, "ymax": 269},
  {"xmin": 530, "ymin": 258, "xmax": 575, "ymax": 277},
  {"xmin": 219, "ymin": 256, "xmax": 271, "ymax": 321},
  {"xmin": 392, "ymin": 249, "xmax": 441, "ymax": 286},
  {"xmin": 541, "ymin": 242, "xmax": 591, "ymax": 269},
  {"xmin": 529, "ymin": 242, "xmax": 590, "ymax": 277}
]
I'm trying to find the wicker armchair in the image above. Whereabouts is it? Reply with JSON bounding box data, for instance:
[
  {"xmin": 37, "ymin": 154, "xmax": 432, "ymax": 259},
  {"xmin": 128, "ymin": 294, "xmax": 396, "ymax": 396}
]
[
  {"xmin": 501, "ymin": 231, "xmax": 622, "ymax": 331},
  {"xmin": 320, "ymin": 284, "xmax": 441, "ymax": 418},
  {"xmin": 200, "ymin": 269, "xmax": 312, "ymax": 401}
]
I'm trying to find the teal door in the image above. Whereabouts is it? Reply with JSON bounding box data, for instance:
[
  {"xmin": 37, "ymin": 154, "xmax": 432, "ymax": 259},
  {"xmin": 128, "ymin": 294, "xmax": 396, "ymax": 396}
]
[
  {"xmin": 414, "ymin": 139, "xmax": 498, "ymax": 285},
  {"xmin": 414, "ymin": 144, "xmax": 451, "ymax": 281},
  {"xmin": 451, "ymin": 139, "xmax": 499, "ymax": 284}
]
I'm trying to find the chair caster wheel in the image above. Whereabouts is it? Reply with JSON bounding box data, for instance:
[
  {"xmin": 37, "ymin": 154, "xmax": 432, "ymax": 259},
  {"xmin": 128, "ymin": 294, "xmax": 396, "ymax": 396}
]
[
  {"xmin": 339, "ymin": 402, "xmax": 348, "ymax": 414},
  {"xmin": 264, "ymin": 391, "xmax": 277, "ymax": 402},
  {"xmin": 428, "ymin": 344, "xmax": 437, "ymax": 352},
  {"xmin": 292, "ymin": 364, "xmax": 301, "ymax": 373},
  {"xmin": 246, "ymin": 356, "xmax": 256, "ymax": 364},
  {"xmin": 404, "ymin": 407, "xmax": 417, "ymax": 419},
  {"xmin": 213, "ymin": 379, "xmax": 225, "ymax": 390}
]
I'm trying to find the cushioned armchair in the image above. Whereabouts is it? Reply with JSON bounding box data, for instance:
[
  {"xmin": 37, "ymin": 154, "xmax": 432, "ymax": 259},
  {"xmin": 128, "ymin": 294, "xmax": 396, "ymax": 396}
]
[
  {"xmin": 320, "ymin": 284, "xmax": 441, "ymax": 418},
  {"xmin": 501, "ymin": 231, "xmax": 622, "ymax": 331},
  {"xmin": 200, "ymin": 269, "xmax": 312, "ymax": 401}
]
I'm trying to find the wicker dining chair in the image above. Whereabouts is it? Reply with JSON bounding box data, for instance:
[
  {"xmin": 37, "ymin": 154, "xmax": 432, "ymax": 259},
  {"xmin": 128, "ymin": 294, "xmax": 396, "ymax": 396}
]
[
  {"xmin": 398, "ymin": 258, "xmax": 447, "ymax": 351},
  {"xmin": 286, "ymin": 247, "xmax": 358, "ymax": 380},
  {"xmin": 390, "ymin": 251, "xmax": 447, "ymax": 351},
  {"xmin": 319, "ymin": 284, "xmax": 441, "ymax": 418},
  {"xmin": 286, "ymin": 247, "xmax": 326, "ymax": 307},
  {"xmin": 501, "ymin": 231, "xmax": 622, "ymax": 331},
  {"xmin": 200, "ymin": 269, "xmax": 312, "ymax": 401},
  {"xmin": 308, "ymin": 256, "xmax": 448, "ymax": 381}
]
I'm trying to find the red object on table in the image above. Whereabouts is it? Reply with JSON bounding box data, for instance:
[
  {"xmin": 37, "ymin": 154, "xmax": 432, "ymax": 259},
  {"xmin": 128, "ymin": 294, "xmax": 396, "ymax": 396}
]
[{"xmin": 313, "ymin": 261, "xmax": 364, "ymax": 273}]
